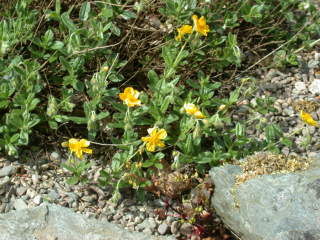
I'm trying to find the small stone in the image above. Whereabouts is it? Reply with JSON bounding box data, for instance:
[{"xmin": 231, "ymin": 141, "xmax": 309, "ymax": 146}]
[
  {"xmin": 50, "ymin": 151, "xmax": 61, "ymax": 161},
  {"xmin": 121, "ymin": 199, "xmax": 136, "ymax": 207},
  {"xmin": 157, "ymin": 223, "xmax": 169, "ymax": 235},
  {"xmin": 97, "ymin": 200, "xmax": 105, "ymax": 209},
  {"xmin": 14, "ymin": 198, "xmax": 28, "ymax": 210},
  {"xmin": 166, "ymin": 215, "xmax": 175, "ymax": 224},
  {"xmin": 294, "ymin": 81, "xmax": 306, "ymax": 92},
  {"xmin": 33, "ymin": 195, "xmax": 42, "ymax": 205},
  {"xmin": 81, "ymin": 195, "xmax": 96, "ymax": 202},
  {"xmin": 113, "ymin": 213, "xmax": 123, "ymax": 221},
  {"xmin": 142, "ymin": 228, "xmax": 153, "ymax": 235},
  {"xmin": 170, "ymin": 221, "xmax": 180, "ymax": 235},
  {"xmin": 134, "ymin": 216, "xmax": 143, "ymax": 224},
  {"xmin": 31, "ymin": 174, "xmax": 39, "ymax": 185},
  {"xmin": 26, "ymin": 188, "xmax": 37, "ymax": 199},
  {"xmin": 0, "ymin": 166, "xmax": 16, "ymax": 177},
  {"xmin": 0, "ymin": 176, "xmax": 10, "ymax": 187},
  {"xmin": 16, "ymin": 186, "xmax": 27, "ymax": 196},
  {"xmin": 309, "ymin": 79, "xmax": 320, "ymax": 95},
  {"xmin": 47, "ymin": 190, "xmax": 59, "ymax": 201},
  {"xmin": 308, "ymin": 59, "xmax": 319, "ymax": 69},
  {"xmin": 281, "ymin": 147, "xmax": 290, "ymax": 156},
  {"xmin": 180, "ymin": 222, "xmax": 193, "ymax": 236}
]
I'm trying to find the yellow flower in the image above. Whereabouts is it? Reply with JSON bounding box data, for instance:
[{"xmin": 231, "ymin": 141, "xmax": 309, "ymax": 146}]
[
  {"xmin": 119, "ymin": 87, "xmax": 141, "ymax": 107},
  {"xmin": 141, "ymin": 127, "xmax": 167, "ymax": 152},
  {"xmin": 181, "ymin": 103, "xmax": 206, "ymax": 119},
  {"xmin": 61, "ymin": 138, "xmax": 93, "ymax": 159},
  {"xmin": 175, "ymin": 24, "xmax": 193, "ymax": 41},
  {"xmin": 192, "ymin": 15, "xmax": 210, "ymax": 36},
  {"xmin": 300, "ymin": 110, "xmax": 318, "ymax": 127}
]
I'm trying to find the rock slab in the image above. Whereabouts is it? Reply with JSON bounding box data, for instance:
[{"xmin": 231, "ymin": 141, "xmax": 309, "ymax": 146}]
[
  {"xmin": 209, "ymin": 159, "xmax": 320, "ymax": 240},
  {"xmin": 0, "ymin": 203, "xmax": 175, "ymax": 240}
]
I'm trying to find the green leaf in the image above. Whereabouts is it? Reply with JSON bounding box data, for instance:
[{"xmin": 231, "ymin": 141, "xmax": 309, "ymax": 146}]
[
  {"xmin": 27, "ymin": 117, "xmax": 40, "ymax": 128},
  {"xmin": 67, "ymin": 116, "xmax": 87, "ymax": 124},
  {"xmin": 142, "ymin": 161, "xmax": 154, "ymax": 168},
  {"xmin": 229, "ymin": 90, "xmax": 239, "ymax": 104},
  {"xmin": 154, "ymin": 163, "xmax": 163, "ymax": 169},
  {"xmin": 111, "ymin": 23, "xmax": 121, "ymax": 36},
  {"xmin": 79, "ymin": 2, "xmax": 91, "ymax": 21},
  {"xmin": 120, "ymin": 10, "xmax": 137, "ymax": 20},
  {"xmin": 55, "ymin": 0, "xmax": 61, "ymax": 15},
  {"xmin": 160, "ymin": 95, "xmax": 172, "ymax": 113},
  {"xmin": 265, "ymin": 124, "xmax": 283, "ymax": 143},
  {"xmin": 59, "ymin": 56, "xmax": 73, "ymax": 74},
  {"xmin": 235, "ymin": 122, "xmax": 245, "ymax": 137},
  {"xmin": 48, "ymin": 120, "xmax": 58, "ymax": 129},
  {"xmin": 61, "ymin": 12, "xmax": 77, "ymax": 32},
  {"xmin": 66, "ymin": 176, "xmax": 80, "ymax": 185},
  {"xmin": 51, "ymin": 41, "xmax": 64, "ymax": 50},
  {"xmin": 280, "ymin": 137, "xmax": 293, "ymax": 147},
  {"xmin": 101, "ymin": 8, "xmax": 113, "ymax": 18}
]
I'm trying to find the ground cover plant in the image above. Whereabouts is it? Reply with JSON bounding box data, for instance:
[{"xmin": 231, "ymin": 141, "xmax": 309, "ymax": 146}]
[{"xmin": 1, "ymin": 0, "xmax": 320, "ymax": 238}]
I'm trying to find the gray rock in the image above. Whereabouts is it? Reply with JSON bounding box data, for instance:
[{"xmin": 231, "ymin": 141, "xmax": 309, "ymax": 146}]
[
  {"xmin": 308, "ymin": 59, "xmax": 319, "ymax": 68},
  {"xmin": 294, "ymin": 81, "xmax": 306, "ymax": 92},
  {"xmin": 16, "ymin": 187, "xmax": 27, "ymax": 196},
  {"xmin": 170, "ymin": 221, "xmax": 180, "ymax": 235},
  {"xmin": 157, "ymin": 223, "xmax": 169, "ymax": 235},
  {"xmin": 309, "ymin": 79, "xmax": 320, "ymax": 94},
  {"xmin": 137, "ymin": 218, "xmax": 157, "ymax": 232},
  {"xmin": 47, "ymin": 190, "xmax": 60, "ymax": 201},
  {"xmin": 0, "ymin": 204, "xmax": 175, "ymax": 240},
  {"xmin": 50, "ymin": 151, "xmax": 61, "ymax": 161},
  {"xmin": 209, "ymin": 158, "xmax": 320, "ymax": 240},
  {"xmin": 33, "ymin": 195, "xmax": 42, "ymax": 205},
  {"xmin": 179, "ymin": 222, "xmax": 193, "ymax": 236},
  {"xmin": 0, "ymin": 166, "xmax": 16, "ymax": 177},
  {"xmin": 0, "ymin": 176, "xmax": 10, "ymax": 188},
  {"xmin": 13, "ymin": 199, "xmax": 28, "ymax": 210}
]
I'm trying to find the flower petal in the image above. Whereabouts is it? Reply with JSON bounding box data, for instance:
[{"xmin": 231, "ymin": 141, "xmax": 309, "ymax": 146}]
[
  {"xmin": 147, "ymin": 127, "xmax": 156, "ymax": 135},
  {"xmin": 157, "ymin": 141, "xmax": 165, "ymax": 148},
  {"xmin": 157, "ymin": 129, "xmax": 167, "ymax": 139},
  {"xmin": 146, "ymin": 142, "xmax": 155, "ymax": 152},
  {"xmin": 82, "ymin": 148, "xmax": 93, "ymax": 154},
  {"xmin": 141, "ymin": 136, "xmax": 151, "ymax": 143},
  {"xmin": 80, "ymin": 139, "xmax": 90, "ymax": 147}
]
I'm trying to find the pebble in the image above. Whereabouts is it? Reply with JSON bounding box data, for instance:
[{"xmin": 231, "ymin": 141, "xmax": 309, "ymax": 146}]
[
  {"xmin": 33, "ymin": 195, "xmax": 42, "ymax": 205},
  {"xmin": 47, "ymin": 190, "xmax": 60, "ymax": 201},
  {"xmin": 0, "ymin": 166, "xmax": 16, "ymax": 177},
  {"xmin": 31, "ymin": 174, "xmax": 39, "ymax": 185},
  {"xmin": 50, "ymin": 151, "xmax": 61, "ymax": 162},
  {"xmin": 294, "ymin": 81, "xmax": 306, "ymax": 92},
  {"xmin": 170, "ymin": 221, "xmax": 180, "ymax": 235},
  {"xmin": 309, "ymin": 79, "xmax": 320, "ymax": 94},
  {"xmin": 14, "ymin": 198, "xmax": 28, "ymax": 210},
  {"xmin": 180, "ymin": 222, "xmax": 193, "ymax": 236},
  {"xmin": 0, "ymin": 176, "xmax": 10, "ymax": 187},
  {"xmin": 16, "ymin": 186, "xmax": 27, "ymax": 196},
  {"xmin": 158, "ymin": 223, "xmax": 169, "ymax": 235}
]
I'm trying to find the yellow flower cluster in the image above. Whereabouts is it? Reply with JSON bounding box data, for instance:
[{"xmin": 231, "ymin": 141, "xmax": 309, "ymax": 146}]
[
  {"xmin": 175, "ymin": 15, "xmax": 210, "ymax": 41},
  {"xmin": 300, "ymin": 110, "xmax": 318, "ymax": 127},
  {"xmin": 181, "ymin": 103, "xmax": 206, "ymax": 119},
  {"xmin": 61, "ymin": 138, "xmax": 92, "ymax": 159}
]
